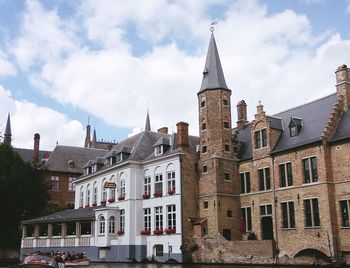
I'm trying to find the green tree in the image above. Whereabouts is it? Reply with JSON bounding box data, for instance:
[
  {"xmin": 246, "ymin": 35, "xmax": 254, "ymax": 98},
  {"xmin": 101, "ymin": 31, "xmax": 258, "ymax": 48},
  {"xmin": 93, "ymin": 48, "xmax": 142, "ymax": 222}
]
[{"xmin": 0, "ymin": 143, "xmax": 48, "ymax": 248}]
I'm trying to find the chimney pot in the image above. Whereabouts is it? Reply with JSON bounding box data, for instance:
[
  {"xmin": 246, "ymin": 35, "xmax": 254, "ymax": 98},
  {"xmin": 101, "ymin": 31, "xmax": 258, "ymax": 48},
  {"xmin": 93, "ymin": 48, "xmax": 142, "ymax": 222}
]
[
  {"xmin": 158, "ymin": 127, "xmax": 168, "ymax": 134},
  {"xmin": 33, "ymin": 133, "xmax": 40, "ymax": 165},
  {"xmin": 176, "ymin": 122, "xmax": 189, "ymax": 149}
]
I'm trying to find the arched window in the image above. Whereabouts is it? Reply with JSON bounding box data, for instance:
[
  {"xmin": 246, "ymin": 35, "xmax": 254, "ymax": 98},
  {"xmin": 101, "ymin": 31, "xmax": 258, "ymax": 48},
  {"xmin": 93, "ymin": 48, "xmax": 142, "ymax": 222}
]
[
  {"xmin": 154, "ymin": 167, "xmax": 163, "ymax": 197},
  {"xmin": 93, "ymin": 182, "xmax": 98, "ymax": 205},
  {"xmin": 99, "ymin": 215, "xmax": 105, "ymax": 235},
  {"xmin": 201, "ymin": 118, "xmax": 207, "ymax": 131},
  {"xmin": 144, "ymin": 170, "xmax": 151, "ymax": 198},
  {"xmin": 223, "ymin": 94, "xmax": 229, "ymax": 106},
  {"xmin": 166, "ymin": 163, "xmax": 175, "ymax": 194},
  {"xmin": 200, "ymin": 96, "xmax": 206, "ymax": 108},
  {"xmin": 79, "ymin": 186, "xmax": 84, "ymax": 208},
  {"xmin": 86, "ymin": 184, "xmax": 90, "ymax": 207},
  {"xmin": 202, "ymin": 141, "xmax": 207, "ymax": 154},
  {"xmin": 102, "ymin": 178, "xmax": 107, "ymax": 202},
  {"xmin": 109, "ymin": 216, "xmax": 115, "ymax": 234},
  {"xmin": 110, "ymin": 176, "xmax": 116, "ymax": 202}
]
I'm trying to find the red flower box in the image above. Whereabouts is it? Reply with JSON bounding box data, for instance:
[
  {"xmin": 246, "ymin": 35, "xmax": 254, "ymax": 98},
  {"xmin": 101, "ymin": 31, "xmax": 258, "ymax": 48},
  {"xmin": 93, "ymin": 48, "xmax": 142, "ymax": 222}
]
[
  {"xmin": 118, "ymin": 195, "xmax": 125, "ymax": 201},
  {"xmin": 92, "ymin": 202, "xmax": 97, "ymax": 207},
  {"xmin": 108, "ymin": 198, "xmax": 115, "ymax": 203},
  {"xmin": 142, "ymin": 193, "xmax": 150, "ymax": 199},
  {"xmin": 100, "ymin": 200, "xmax": 106, "ymax": 205},
  {"xmin": 118, "ymin": 230, "xmax": 125, "ymax": 235},
  {"xmin": 79, "ymin": 205, "xmax": 83, "ymax": 209},
  {"xmin": 153, "ymin": 192, "xmax": 162, "ymax": 198},
  {"xmin": 167, "ymin": 189, "xmax": 175, "ymax": 195},
  {"xmin": 165, "ymin": 227, "xmax": 176, "ymax": 234},
  {"xmin": 153, "ymin": 228, "xmax": 163, "ymax": 235},
  {"xmin": 140, "ymin": 229, "xmax": 151, "ymax": 235},
  {"xmin": 85, "ymin": 204, "xmax": 90, "ymax": 208}
]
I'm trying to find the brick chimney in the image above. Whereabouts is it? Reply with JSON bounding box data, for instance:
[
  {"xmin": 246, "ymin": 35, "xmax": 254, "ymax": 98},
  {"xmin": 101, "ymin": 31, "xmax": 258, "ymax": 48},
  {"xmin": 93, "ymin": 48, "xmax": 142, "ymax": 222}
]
[
  {"xmin": 335, "ymin": 64, "xmax": 350, "ymax": 111},
  {"xmin": 158, "ymin": 127, "xmax": 168, "ymax": 134},
  {"xmin": 176, "ymin": 122, "xmax": 189, "ymax": 149},
  {"xmin": 33, "ymin": 133, "xmax": 40, "ymax": 165},
  {"xmin": 236, "ymin": 100, "xmax": 248, "ymax": 130}
]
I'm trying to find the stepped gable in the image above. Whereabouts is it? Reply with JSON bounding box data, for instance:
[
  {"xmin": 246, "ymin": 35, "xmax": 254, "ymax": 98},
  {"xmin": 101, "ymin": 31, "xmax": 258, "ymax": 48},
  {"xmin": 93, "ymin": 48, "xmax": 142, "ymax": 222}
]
[
  {"xmin": 235, "ymin": 93, "xmax": 337, "ymax": 160},
  {"xmin": 331, "ymin": 108, "xmax": 350, "ymax": 142},
  {"xmin": 43, "ymin": 145, "xmax": 107, "ymax": 173}
]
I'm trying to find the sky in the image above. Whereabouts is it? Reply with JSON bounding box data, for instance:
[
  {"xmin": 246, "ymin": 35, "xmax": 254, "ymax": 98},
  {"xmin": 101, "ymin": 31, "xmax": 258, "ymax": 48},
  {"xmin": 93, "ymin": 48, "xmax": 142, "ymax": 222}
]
[{"xmin": 1, "ymin": 0, "xmax": 350, "ymax": 150}]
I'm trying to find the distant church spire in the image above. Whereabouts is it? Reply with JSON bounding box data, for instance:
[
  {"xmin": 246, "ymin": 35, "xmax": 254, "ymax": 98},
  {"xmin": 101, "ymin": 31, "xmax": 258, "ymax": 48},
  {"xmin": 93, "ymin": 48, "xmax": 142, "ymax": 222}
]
[
  {"xmin": 92, "ymin": 128, "xmax": 97, "ymax": 148},
  {"xmin": 145, "ymin": 109, "xmax": 151, "ymax": 131},
  {"xmin": 199, "ymin": 32, "xmax": 229, "ymax": 93},
  {"xmin": 4, "ymin": 113, "xmax": 12, "ymax": 145},
  {"xmin": 84, "ymin": 117, "xmax": 91, "ymax": 148}
]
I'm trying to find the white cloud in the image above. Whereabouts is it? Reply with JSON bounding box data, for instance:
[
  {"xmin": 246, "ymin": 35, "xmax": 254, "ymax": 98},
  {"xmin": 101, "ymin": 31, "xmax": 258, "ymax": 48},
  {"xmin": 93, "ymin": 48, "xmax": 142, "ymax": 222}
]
[
  {"xmin": 0, "ymin": 85, "xmax": 84, "ymax": 150},
  {"xmin": 347, "ymin": 3, "xmax": 350, "ymax": 14},
  {"xmin": 8, "ymin": 0, "xmax": 350, "ymax": 142},
  {"xmin": 0, "ymin": 50, "xmax": 16, "ymax": 77}
]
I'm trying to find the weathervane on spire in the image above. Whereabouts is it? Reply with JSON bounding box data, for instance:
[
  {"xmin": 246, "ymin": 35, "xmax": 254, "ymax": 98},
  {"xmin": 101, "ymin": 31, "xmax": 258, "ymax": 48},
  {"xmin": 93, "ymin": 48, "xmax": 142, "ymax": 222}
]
[{"xmin": 210, "ymin": 21, "xmax": 217, "ymax": 32}]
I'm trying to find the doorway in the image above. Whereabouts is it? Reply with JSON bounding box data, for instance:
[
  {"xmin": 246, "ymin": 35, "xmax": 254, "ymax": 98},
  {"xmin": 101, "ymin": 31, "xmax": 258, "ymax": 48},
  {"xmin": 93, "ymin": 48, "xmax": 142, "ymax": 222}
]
[
  {"xmin": 222, "ymin": 229, "xmax": 232, "ymax": 241},
  {"xmin": 261, "ymin": 216, "xmax": 273, "ymax": 240}
]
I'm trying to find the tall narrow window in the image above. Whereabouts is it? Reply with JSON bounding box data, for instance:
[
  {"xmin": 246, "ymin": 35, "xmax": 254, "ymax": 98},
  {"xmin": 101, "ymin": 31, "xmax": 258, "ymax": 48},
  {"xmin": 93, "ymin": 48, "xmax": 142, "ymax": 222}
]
[
  {"xmin": 167, "ymin": 171, "xmax": 175, "ymax": 194},
  {"xmin": 241, "ymin": 207, "xmax": 252, "ymax": 232},
  {"xmin": 102, "ymin": 180, "xmax": 107, "ymax": 202},
  {"xmin": 119, "ymin": 179, "xmax": 125, "ymax": 198},
  {"xmin": 144, "ymin": 208, "xmax": 151, "ymax": 231},
  {"xmin": 240, "ymin": 172, "xmax": 251, "ymax": 194},
  {"xmin": 109, "ymin": 216, "xmax": 115, "ymax": 234},
  {"xmin": 304, "ymin": 198, "xmax": 320, "ymax": 227},
  {"xmin": 51, "ymin": 176, "xmax": 59, "ymax": 191},
  {"xmin": 303, "ymin": 157, "xmax": 318, "ymax": 183},
  {"xmin": 281, "ymin": 201, "xmax": 295, "ymax": 229},
  {"xmin": 155, "ymin": 206, "xmax": 163, "ymax": 230},
  {"xmin": 119, "ymin": 210, "xmax": 125, "ymax": 232},
  {"xmin": 258, "ymin": 167, "xmax": 271, "ymax": 191},
  {"xmin": 79, "ymin": 187, "xmax": 84, "ymax": 208},
  {"xmin": 223, "ymin": 121, "xmax": 230, "ymax": 129},
  {"xmin": 340, "ymin": 200, "xmax": 350, "ymax": 227},
  {"xmin": 167, "ymin": 205, "xmax": 176, "ymax": 230},
  {"xmin": 93, "ymin": 183, "xmax": 98, "ymax": 205},
  {"xmin": 86, "ymin": 185, "xmax": 90, "ymax": 206},
  {"xmin": 255, "ymin": 129, "xmax": 267, "ymax": 149},
  {"xmin": 144, "ymin": 176, "xmax": 151, "ymax": 196},
  {"xmin": 68, "ymin": 177, "xmax": 75, "ymax": 191},
  {"xmin": 154, "ymin": 173, "xmax": 163, "ymax": 196},
  {"xmin": 99, "ymin": 215, "xmax": 105, "ymax": 235},
  {"xmin": 279, "ymin": 162, "xmax": 293, "ymax": 187}
]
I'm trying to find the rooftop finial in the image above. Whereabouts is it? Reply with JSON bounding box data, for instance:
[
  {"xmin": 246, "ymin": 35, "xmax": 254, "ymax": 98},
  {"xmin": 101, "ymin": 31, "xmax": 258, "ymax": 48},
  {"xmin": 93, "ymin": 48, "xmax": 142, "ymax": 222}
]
[{"xmin": 210, "ymin": 21, "xmax": 217, "ymax": 32}]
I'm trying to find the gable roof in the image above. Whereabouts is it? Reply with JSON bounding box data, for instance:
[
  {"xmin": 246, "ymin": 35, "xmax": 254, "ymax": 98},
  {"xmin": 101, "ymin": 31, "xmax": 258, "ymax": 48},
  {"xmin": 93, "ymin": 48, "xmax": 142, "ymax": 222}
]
[
  {"xmin": 235, "ymin": 93, "xmax": 337, "ymax": 160},
  {"xmin": 43, "ymin": 145, "xmax": 107, "ymax": 173},
  {"xmin": 14, "ymin": 148, "xmax": 51, "ymax": 163}
]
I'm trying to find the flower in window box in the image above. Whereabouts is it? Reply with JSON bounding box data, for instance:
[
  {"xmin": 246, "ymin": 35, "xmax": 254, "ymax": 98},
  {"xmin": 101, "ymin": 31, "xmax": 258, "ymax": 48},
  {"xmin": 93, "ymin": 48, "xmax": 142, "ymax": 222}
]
[
  {"xmin": 142, "ymin": 193, "xmax": 150, "ymax": 199},
  {"xmin": 92, "ymin": 202, "xmax": 97, "ymax": 207},
  {"xmin": 165, "ymin": 227, "xmax": 176, "ymax": 234},
  {"xmin": 118, "ymin": 195, "xmax": 125, "ymax": 201},
  {"xmin": 153, "ymin": 191, "xmax": 162, "ymax": 198},
  {"xmin": 108, "ymin": 198, "xmax": 115, "ymax": 203},
  {"xmin": 167, "ymin": 189, "xmax": 175, "ymax": 195},
  {"xmin": 140, "ymin": 229, "xmax": 151, "ymax": 235},
  {"xmin": 153, "ymin": 228, "xmax": 163, "ymax": 235},
  {"xmin": 85, "ymin": 204, "xmax": 90, "ymax": 208},
  {"xmin": 79, "ymin": 205, "xmax": 83, "ymax": 209},
  {"xmin": 100, "ymin": 200, "xmax": 106, "ymax": 205},
  {"xmin": 118, "ymin": 230, "xmax": 125, "ymax": 235}
]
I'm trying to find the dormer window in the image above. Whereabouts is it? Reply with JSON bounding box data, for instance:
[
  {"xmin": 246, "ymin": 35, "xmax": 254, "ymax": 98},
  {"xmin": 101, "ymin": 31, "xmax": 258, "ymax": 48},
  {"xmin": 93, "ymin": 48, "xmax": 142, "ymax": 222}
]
[
  {"xmin": 289, "ymin": 117, "xmax": 303, "ymax": 137},
  {"xmin": 255, "ymin": 129, "xmax": 267, "ymax": 149},
  {"xmin": 155, "ymin": 145, "xmax": 163, "ymax": 156},
  {"xmin": 110, "ymin": 156, "xmax": 116, "ymax": 165}
]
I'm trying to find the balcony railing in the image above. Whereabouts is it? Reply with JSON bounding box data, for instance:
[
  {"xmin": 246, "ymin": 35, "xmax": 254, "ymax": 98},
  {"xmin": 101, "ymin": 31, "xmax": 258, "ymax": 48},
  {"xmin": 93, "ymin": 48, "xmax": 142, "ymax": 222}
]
[{"xmin": 22, "ymin": 236, "xmax": 92, "ymax": 248}]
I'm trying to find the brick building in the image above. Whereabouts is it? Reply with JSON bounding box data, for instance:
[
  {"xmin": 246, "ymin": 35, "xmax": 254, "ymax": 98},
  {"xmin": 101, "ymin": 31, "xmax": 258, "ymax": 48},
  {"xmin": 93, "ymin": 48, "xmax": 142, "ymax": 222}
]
[{"xmin": 20, "ymin": 32, "xmax": 350, "ymax": 264}]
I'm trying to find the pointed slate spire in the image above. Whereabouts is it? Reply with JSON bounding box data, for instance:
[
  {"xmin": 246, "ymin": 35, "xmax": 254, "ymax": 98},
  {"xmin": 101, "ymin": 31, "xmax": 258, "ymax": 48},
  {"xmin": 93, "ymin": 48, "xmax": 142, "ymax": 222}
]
[
  {"xmin": 84, "ymin": 117, "xmax": 91, "ymax": 148},
  {"xmin": 199, "ymin": 33, "xmax": 229, "ymax": 93},
  {"xmin": 4, "ymin": 113, "xmax": 12, "ymax": 145},
  {"xmin": 145, "ymin": 109, "xmax": 151, "ymax": 131},
  {"xmin": 92, "ymin": 128, "xmax": 97, "ymax": 148}
]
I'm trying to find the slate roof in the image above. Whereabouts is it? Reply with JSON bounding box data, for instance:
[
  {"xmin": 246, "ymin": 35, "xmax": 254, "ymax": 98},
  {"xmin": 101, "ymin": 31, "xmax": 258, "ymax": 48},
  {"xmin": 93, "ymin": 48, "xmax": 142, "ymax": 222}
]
[
  {"xmin": 235, "ymin": 94, "xmax": 338, "ymax": 160},
  {"xmin": 199, "ymin": 33, "xmax": 230, "ymax": 93},
  {"xmin": 331, "ymin": 109, "xmax": 350, "ymax": 142},
  {"xmin": 22, "ymin": 207, "xmax": 96, "ymax": 224},
  {"xmin": 42, "ymin": 145, "xmax": 107, "ymax": 173},
  {"xmin": 14, "ymin": 148, "xmax": 51, "ymax": 163}
]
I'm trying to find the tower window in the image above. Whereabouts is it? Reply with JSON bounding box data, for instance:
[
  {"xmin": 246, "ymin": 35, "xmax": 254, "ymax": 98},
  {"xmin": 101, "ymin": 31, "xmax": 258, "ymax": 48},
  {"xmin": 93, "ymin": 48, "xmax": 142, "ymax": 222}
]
[
  {"xmin": 224, "ymin": 144, "xmax": 230, "ymax": 152},
  {"xmin": 201, "ymin": 101, "xmax": 206, "ymax": 108},
  {"xmin": 202, "ymin": 145, "xmax": 207, "ymax": 154},
  {"xmin": 204, "ymin": 201, "xmax": 209, "ymax": 209},
  {"xmin": 224, "ymin": 172, "xmax": 230, "ymax": 180},
  {"xmin": 227, "ymin": 209, "xmax": 233, "ymax": 218},
  {"xmin": 223, "ymin": 95, "xmax": 229, "ymax": 106},
  {"xmin": 223, "ymin": 122, "xmax": 230, "ymax": 129},
  {"xmin": 202, "ymin": 165, "xmax": 208, "ymax": 173},
  {"xmin": 202, "ymin": 123, "xmax": 207, "ymax": 130}
]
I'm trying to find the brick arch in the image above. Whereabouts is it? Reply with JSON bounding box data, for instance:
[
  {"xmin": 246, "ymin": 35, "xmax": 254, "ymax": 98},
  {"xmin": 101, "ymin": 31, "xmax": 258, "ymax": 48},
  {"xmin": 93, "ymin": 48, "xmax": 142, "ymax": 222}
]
[
  {"xmin": 254, "ymin": 120, "xmax": 267, "ymax": 130},
  {"xmin": 294, "ymin": 248, "xmax": 330, "ymax": 261}
]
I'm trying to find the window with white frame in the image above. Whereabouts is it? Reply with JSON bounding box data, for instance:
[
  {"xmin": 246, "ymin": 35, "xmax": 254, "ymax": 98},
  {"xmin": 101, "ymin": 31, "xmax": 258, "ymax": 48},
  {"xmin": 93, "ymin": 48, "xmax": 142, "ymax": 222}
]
[
  {"xmin": 144, "ymin": 208, "xmax": 151, "ymax": 231},
  {"xmin": 119, "ymin": 179, "xmax": 125, "ymax": 198},
  {"xmin": 303, "ymin": 157, "xmax": 318, "ymax": 183},
  {"xmin": 79, "ymin": 187, "xmax": 84, "ymax": 207},
  {"xmin": 340, "ymin": 200, "xmax": 350, "ymax": 227},
  {"xmin": 93, "ymin": 183, "xmax": 98, "ymax": 204},
  {"xmin": 51, "ymin": 176, "xmax": 59, "ymax": 191},
  {"xmin": 102, "ymin": 180, "xmax": 107, "ymax": 201},
  {"xmin": 154, "ymin": 173, "xmax": 163, "ymax": 196},
  {"xmin": 144, "ymin": 176, "xmax": 151, "ymax": 196},
  {"xmin": 86, "ymin": 185, "xmax": 91, "ymax": 206},
  {"xmin": 68, "ymin": 177, "xmax": 75, "ymax": 191},
  {"xmin": 109, "ymin": 216, "xmax": 115, "ymax": 234},
  {"xmin": 279, "ymin": 162, "xmax": 293, "ymax": 187},
  {"xmin": 241, "ymin": 207, "xmax": 252, "ymax": 232},
  {"xmin": 281, "ymin": 201, "xmax": 295, "ymax": 229},
  {"xmin": 155, "ymin": 206, "xmax": 163, "ymax": 230},
  {"xmin": 260, "ymin": 204, "xmax": 272, "ymax": 216},
  {"xmin": 258, "ymin": 167, "xmax": 271, "ymax": 191},
  {"xmin": 167, "ymin": 171, "xmax": 175, "ymax": 194},
  {"xmin": 255, "ymin": 129, "xmax": 267, "ymax": 149},
  {"xmin": 167, "ymin": 205, "xmax": 176, "ymax": 230},
  {"xmin": 155, "ymin": 146, "xmax": 163, "ymax": 156},
  {"xmin": 240, "ymin": 172, "xmax": 251, "ymax": 194},
  {"xmin": 304, "ymin": 198, "xmax": 320, "ymax": 227},
  {"xmin": 119, "ymin": 210, "xmax": 125, "ymax": 231},
  {"xmin": 99, "ymin": 215, "xmax": 105, "ymax": 235}
]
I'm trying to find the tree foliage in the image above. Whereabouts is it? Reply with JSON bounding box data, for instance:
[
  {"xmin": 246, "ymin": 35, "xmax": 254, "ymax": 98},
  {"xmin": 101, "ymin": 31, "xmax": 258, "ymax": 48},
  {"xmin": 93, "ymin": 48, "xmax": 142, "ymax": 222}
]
[{"xmin": 0, "ymin": 143, "xmax": 48, "ymax": 248}]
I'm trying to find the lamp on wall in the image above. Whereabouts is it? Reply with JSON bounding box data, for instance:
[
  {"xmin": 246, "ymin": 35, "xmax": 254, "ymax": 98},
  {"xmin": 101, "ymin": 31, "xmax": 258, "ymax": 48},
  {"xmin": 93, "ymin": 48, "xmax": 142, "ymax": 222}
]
[{"xmin": 297, "ymin": 193, "xmax": 300, "ymax": 205}]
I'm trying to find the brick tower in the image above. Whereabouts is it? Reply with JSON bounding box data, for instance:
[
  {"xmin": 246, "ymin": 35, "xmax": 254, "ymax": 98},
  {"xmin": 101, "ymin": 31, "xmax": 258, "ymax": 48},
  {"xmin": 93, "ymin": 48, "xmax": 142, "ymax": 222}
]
[{"xmin": 197, "ymin": 32, "xmax": 239, "ymax": 240}]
